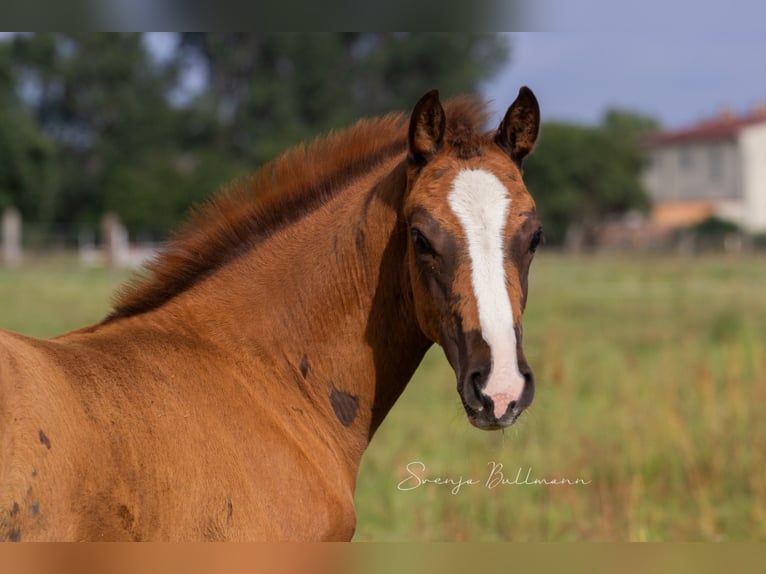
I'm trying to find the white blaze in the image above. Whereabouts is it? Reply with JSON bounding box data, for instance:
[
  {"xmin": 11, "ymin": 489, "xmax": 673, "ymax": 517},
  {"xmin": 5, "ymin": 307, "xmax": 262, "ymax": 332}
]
[{"xmin": 448, "ymin": 169, "xmax": 525, "ymax": 419}]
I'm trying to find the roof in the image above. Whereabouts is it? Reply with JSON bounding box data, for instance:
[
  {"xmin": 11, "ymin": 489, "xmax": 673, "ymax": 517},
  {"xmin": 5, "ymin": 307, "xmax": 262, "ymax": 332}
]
[
  {"xmin": 647, "ymin": 109, "xmax": 766, "ymax": 146},
  {"xmin": 650, "ymin": 200, "xmax": 715, "ymax": 230}
]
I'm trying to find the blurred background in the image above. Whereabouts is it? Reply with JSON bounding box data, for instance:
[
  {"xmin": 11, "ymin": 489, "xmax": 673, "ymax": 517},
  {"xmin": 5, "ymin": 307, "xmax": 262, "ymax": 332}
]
[
  {"xmin": 0, "ymin": 32, "xmax": 764, "ymax": 541},
  {"xmin": 2, "ymin": 32, "xmax": 766, "ymax": 259}
]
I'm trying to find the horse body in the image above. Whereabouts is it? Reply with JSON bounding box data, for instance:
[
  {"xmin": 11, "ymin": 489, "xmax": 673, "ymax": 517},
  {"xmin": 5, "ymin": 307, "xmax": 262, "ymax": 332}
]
[
  {"xmin": 0, "ymin": 326, "xmax": 347, "ymax": 540},
  {"xmin": 0, "ymin": 88, "xmax": 541, "ymax": 541},
  {"xmin": 0, "ymin": 151, "xmax": 425, "ymax": 542}
]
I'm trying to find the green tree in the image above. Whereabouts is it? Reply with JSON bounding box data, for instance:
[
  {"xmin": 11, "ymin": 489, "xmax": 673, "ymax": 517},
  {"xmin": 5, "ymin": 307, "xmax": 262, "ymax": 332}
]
[
  {"xmin": 524, "ymin": 110, "xmax": 657, "ymax": 248},
  {"xmin": 602, "ymin": 108, "xmax": 660, "ymax": 148},
  {"xmin": 9, "ymin": 33, "xmax": 180, "ymax": 236},
  {"xmin": 177, "ymin": 33, "xmax": 508, "ymax": 165},
  {"xmin": 7, "ymin": 33, "xmax": 509, "ymax": 238},
  {"xmin": 0, "ymin": 45, "xmax": 58, "ymax": 228}
]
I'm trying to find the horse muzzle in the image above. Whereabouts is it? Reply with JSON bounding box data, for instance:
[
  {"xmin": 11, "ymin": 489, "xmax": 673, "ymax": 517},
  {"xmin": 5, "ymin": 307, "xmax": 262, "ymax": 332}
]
[{"xmin": 456, "ymin": 351, "xmax": 535, "ymax": 430}]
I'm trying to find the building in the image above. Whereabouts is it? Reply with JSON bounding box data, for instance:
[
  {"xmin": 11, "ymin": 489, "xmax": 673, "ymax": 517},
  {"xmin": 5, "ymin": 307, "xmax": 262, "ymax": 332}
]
[{"xmin": 642, "ymin": 108, "xmax": 766, "ymax": 233}]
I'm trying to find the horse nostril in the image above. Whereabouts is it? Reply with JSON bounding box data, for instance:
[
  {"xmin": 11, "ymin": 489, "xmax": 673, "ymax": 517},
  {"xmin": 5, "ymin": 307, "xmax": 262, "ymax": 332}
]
[
  {"xmin": 521, "ymin": 367, "xmax": 534, "ymax": 386},
  {"xmin": 464, "ymin": 367, "xmax": 492, "ymax": 412},
  {"xmin": 508, "ymin": 400, "xmax": 517, "ymax": 411},
  {"xmin": 469, "ymin": 370, "xmax": 484, "ymax": 394}
]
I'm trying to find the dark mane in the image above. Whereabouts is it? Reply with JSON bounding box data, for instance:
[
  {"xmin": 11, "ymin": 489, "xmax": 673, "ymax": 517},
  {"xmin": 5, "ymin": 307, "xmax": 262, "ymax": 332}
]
[{"xmin": 107, "ymin": 97, "xmax": 491, "ymax": 321}]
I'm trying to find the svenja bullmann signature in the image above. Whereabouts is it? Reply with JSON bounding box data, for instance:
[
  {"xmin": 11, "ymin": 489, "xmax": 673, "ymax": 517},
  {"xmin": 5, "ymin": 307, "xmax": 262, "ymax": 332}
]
[{"xmin": 397, "ymin": 461, "xmax": 592, "ymax": 495}]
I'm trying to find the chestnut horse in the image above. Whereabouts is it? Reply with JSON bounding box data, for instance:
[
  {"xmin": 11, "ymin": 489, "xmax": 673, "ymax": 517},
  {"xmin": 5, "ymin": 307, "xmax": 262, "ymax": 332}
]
[{"xmin": 0, "ymin": 87, "xmax": 542, "ymax": 541}]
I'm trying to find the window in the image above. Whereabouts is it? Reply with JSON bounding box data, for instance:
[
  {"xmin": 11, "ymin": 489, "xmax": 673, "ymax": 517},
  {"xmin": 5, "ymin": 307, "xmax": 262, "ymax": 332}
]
[
  {"xmin": 708, "ymin": 146, "xmax": 723, "ymax": 183},
  {"xmin": 679, "ymin": 147, "xmax": 693, "ymax": 170}
]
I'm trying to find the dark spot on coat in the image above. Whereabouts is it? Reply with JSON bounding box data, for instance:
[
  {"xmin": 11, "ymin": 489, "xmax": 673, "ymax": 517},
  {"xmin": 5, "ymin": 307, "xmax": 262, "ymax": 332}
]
[
  {"xmin": 38, "ymin": 430, "xmax": 51, "ymax": 449},
  {"xmin": 8, "ymin": 528, "xmax": 21, "ymax": 542},
  {"xmin": 329, "ymin": 383, "xmax": 359, "ymax": 427},
  {"xmin": 31, "ymin": 469, "xmax": 37, "ymax": 478},
  {"xmin": 29, "ymin": 503, "xmax": 39, "ymax": 518},
  {"xmin": 226, "ymin": 499, "xmax": 233, "ymax": 524},
  {"xmin": 10, "ymin": 502, "xmax": 19, "ymax": 517},
  {"xmin": 299, "ymin": 355, "xmax": 309, "ymax": 379},
  {"xmin": 117, "ymin": 504, "xmax": 134, "ymax": 531}
]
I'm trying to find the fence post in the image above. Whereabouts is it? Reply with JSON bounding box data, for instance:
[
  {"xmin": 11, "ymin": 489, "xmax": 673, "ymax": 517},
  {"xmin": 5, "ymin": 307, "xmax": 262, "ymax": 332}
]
[
  {"xmin": 1, "ymin": 207, "xmax": 22, "ymax": 268},
  {"xmin": 101, "ymin": 212, "xmax": 129, "ymax": 269}
]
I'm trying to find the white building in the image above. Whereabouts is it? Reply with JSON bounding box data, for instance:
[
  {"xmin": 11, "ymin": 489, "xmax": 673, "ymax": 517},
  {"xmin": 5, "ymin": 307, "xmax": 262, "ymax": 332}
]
[{"xmin": 643, "ymin": 109, "xmax": 766, "ymax": 233}]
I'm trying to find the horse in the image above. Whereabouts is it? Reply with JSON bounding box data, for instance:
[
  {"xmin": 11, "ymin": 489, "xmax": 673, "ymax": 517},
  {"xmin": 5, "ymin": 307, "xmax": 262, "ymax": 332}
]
[{"xmin": 0, "ymin": 86, "xmax": 542, "ymax": 541}]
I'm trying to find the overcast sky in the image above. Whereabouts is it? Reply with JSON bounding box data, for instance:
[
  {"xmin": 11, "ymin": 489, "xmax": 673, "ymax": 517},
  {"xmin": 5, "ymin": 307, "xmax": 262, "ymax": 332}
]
[{"xmin": 485, "ymin": 5, "xmax": 766, "ymax": 129}]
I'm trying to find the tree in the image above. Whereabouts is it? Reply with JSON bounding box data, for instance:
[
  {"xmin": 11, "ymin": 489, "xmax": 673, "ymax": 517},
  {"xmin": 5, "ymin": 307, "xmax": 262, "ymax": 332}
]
[
  {"xmin": 176, "ymin": 33, "xmax": 509, "ymax": 165},
  {"xmin": 524, "ymin": 110, "xmax": 658, "ymax": 248},
  {"xmin": 0, "ymin": 44, "xmax": 58, "ymax": 228},
  {"xmin": 8, "ymin": 33, "xmax": 181, "ymax": 236},
  {"xmin": 602, "ymin": 109, "xmax": 660, "ymax": 148},
  {"xmin": 6, "ymin": 33, "xmax": 510, "ymax": 238}
]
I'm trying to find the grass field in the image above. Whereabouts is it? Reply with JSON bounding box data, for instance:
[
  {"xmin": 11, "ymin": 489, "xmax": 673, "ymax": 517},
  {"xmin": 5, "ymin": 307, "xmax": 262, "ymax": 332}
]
[{"xmin": 2, "ymin": 253, "xmax": 765, "ymax": 541}]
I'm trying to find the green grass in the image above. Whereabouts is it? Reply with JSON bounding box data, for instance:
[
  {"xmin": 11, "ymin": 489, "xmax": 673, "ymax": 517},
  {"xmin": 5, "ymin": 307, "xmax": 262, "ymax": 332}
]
[
  {"xmin": 0, "ymin": 254, "xmax": 131, "ymax": 336},
  {"xmin": 354, "ymin": 254, "xmax": 766, "ymax": 541},
  {"xmin": 2, "ymin": 253, "xmax": 764, "ymax": 540}
]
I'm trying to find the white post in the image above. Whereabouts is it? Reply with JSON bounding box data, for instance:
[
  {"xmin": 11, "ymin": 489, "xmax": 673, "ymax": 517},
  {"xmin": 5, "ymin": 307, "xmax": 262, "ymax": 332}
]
[
  {"xmin": 1, "ymin": 207, "xmax": 22, "ymax": 268},
  {"xmin": 101, "ymin": 212, "xmax": 129, "ymax": 269}
]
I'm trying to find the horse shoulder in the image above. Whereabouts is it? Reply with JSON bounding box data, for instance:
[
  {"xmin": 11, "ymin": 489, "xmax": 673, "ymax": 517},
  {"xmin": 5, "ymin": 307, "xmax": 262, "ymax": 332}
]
[{"xmin": 0, "ymin": 331, "xmax": 97, "ymax": 541}]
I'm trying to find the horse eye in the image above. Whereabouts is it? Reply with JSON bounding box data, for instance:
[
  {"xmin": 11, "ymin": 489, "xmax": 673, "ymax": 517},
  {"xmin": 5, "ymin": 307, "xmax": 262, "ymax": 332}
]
[
  {"xmin": 529, "ymin": 229, "xmax": 544, "ymax": 253},
  {"xmin": 411, "ymin": 228, "xmax": 436, "ymax": 257}
]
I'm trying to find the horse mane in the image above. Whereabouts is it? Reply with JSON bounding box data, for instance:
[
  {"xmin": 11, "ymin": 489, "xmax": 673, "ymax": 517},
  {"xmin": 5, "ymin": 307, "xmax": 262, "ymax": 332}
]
[{"xmin": 106, "ymin": 96, "xmax": 492, "ymax": 321}]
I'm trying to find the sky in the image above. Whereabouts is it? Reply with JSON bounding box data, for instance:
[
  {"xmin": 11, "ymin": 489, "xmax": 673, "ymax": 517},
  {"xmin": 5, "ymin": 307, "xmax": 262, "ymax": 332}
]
[
  {"xmin": 484, "ymin": 2, "xmax": 766, "ymax": 129},
  {"xmin": 484, "ymin": 32, "xmax": 766, "ymax": 130}
]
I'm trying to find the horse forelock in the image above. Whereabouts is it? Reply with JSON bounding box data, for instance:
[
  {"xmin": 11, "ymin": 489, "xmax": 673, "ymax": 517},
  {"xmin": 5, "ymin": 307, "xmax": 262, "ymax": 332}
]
[
  {"xmin": 106, "ymin": 96, "xmax": 491, "ymax": 322},
  {"xmin": 443, "ymin": 96, "xmax": 493, "ymax": 159}
]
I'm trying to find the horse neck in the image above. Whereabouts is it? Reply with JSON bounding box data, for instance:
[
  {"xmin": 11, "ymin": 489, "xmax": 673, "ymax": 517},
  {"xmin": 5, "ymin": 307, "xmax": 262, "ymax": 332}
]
[{"xmin": 164, "ymin": 159, "xmax": 431, "ymax": 463}]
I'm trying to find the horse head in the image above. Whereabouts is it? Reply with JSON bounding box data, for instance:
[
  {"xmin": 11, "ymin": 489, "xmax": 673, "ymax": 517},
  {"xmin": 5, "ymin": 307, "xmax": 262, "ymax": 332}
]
[{"xmin": 403, "ymin": 87, "xmax": 542, "ymax": 430}]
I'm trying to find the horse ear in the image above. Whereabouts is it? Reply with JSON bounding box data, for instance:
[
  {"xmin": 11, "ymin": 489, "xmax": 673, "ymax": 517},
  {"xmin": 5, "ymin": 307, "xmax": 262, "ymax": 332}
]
[
  {"xmin": 495, "ymin": 86, "xmax": 540, "ymax": 167},
  {"xmin": 408, "ymin": 89, "xmax": 446, "ymax": 165}
]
